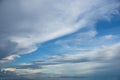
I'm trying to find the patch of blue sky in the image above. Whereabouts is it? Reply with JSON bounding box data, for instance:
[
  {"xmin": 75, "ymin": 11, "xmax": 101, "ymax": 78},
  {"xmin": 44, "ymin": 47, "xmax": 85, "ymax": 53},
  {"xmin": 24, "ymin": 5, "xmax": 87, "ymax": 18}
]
[{"xmin": 96, "ymin": 14, "xmax": 120, "ymax": 36}]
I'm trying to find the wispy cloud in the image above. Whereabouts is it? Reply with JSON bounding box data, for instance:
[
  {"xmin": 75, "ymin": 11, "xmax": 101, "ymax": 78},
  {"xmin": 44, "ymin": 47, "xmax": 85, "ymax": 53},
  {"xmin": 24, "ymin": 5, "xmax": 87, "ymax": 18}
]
[
  {"xmin": 6, "ymin": 42, "xmax": 120, "ymax": 77},
  {"xmin": 54, "ymin": 34, "xmax": 118, "ymax": 52},
  {"xmin": 0, "ymin": 0, "xmax": 120, "ymax": 63}
]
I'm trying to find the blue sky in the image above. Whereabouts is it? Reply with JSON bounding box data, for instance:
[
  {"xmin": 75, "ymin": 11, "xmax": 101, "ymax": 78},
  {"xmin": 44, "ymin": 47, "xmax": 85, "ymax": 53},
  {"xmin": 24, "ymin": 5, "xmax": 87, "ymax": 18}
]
[
  {"xmin": 6, "ymin": 14, "xmax": 120, "ymax": 66},
  {"xmin": 0, "ymin": 0, "xmax": 120, "ymax": 80}
]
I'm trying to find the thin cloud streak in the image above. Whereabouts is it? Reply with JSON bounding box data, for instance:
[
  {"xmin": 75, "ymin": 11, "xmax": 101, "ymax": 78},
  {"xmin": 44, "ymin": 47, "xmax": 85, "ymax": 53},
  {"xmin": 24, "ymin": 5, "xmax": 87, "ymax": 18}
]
[{"xmin": 5, "ymin": 42, "xmax": 120, "ymax": 77}]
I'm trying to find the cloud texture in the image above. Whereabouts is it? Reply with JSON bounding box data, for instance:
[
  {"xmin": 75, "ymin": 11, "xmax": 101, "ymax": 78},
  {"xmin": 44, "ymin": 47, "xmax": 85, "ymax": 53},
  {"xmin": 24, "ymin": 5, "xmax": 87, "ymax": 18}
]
[
  {"xmin": 0, "ymin": 0, "xmax": 120, "ymax": 64},
  {"xmin": 4, "ymin": 42, "xmax": 120, "ymax": 79}
]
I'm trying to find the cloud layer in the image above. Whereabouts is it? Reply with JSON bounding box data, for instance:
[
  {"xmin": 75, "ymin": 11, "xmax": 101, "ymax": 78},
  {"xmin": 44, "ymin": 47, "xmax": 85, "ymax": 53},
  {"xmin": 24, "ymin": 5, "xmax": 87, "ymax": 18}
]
[
  {"xmin": 4, "ymin": 42, "xmax": 120, "ymax": 79},
  {"xmin": 0, "ymin": 0, "xmax": 120, "ymax": 62}
]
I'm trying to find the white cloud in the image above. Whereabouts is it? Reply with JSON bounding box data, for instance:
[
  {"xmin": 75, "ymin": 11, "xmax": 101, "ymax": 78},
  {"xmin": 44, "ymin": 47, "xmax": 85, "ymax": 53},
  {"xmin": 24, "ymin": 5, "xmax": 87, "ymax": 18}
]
[
  {"xmin": 11, "ymin": 42, "xmax": 120, "ymax": 76},
  {"xmin": 0, "ymin": 55, "xmax": 20, "ymax": 65},
  {"xmin": 41, "ymin": 42, "xmax": 120, "ymax": 76},
  {"xmin": 0, "ymin": 0, "xmax": 120, "ymax": 62},
  {"xmin": 4, "ymin": 68, "xmax": 16, "ymax": 72},
  {"xmin": 41, "ymin": 62, "xmax": 104, "ymax": 76},
  {"xmin": 56, "ymin": 42, "xmax": 120, "ymax": 61},
  {"xmin": 15, "ymin": 69, "xmax": 44, "ymax": 75},
  {"xmin": 4, "ymin": 55, "xmax": 20, "ymax": 61},
  {"xmin": 55, "ymin": 34, "xmax": 118, "ymax": 52}
]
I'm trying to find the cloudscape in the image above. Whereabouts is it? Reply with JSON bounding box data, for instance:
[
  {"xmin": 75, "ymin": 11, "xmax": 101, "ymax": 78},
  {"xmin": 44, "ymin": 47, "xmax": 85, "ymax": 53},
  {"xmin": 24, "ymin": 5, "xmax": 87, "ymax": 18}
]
[{"xmin": 0, "ymin": 0, "xmax": 120, "ymax": 80}]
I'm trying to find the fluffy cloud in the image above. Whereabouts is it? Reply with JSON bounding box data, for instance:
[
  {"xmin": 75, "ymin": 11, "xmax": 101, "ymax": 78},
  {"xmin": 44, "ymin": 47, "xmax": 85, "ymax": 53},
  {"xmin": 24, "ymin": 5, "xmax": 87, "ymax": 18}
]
[{"xmin": 0, "ymin": 0, "xmax": 119, "ymax": 62}]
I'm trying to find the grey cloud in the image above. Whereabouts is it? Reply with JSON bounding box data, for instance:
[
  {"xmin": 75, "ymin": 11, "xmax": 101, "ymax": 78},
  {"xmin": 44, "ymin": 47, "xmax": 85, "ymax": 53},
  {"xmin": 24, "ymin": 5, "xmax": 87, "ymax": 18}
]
[
  {"xmin": 7, "ymin": 58, "xmax": 89, "ymax": 70},
  {"xmin": 3, "ymin": 41, "xmax": 120, "ymax": 79},
  {"xmin": 0, "ymin": 69, "xmax": 30, "ymax": 80},
  {"xmin": 15, "ymin": 64, "xmax": 41, "ymax": 69},
  {"xmin": 0, "ymin": 0, "xmax": 120, "ymax": 63}
]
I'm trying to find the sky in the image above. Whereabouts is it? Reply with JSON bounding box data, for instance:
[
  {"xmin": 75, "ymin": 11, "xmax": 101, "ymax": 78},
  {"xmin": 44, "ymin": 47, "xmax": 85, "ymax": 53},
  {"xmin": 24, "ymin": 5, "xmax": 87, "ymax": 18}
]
[{"xmin": 0, "ymin": 0, "xmax": 120, "ymax": 80}]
